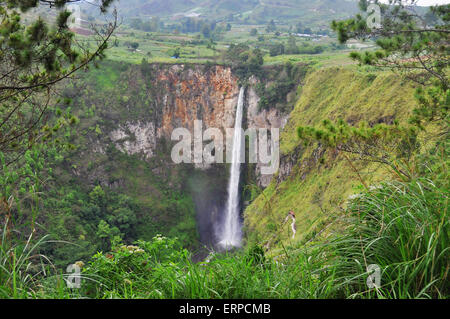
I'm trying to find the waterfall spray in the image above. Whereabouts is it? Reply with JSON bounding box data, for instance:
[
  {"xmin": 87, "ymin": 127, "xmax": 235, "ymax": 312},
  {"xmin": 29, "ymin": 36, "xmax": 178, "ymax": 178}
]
[{"xmin": 217, "ymin": 86, "xmax": 245, "ymax": 249}]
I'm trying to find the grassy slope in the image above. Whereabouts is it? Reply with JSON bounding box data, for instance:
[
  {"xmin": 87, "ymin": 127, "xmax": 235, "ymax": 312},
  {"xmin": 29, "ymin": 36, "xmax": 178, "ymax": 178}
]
[{"xmin": 244, "ymin": 66, "xmax": 418, "ymax": 250}]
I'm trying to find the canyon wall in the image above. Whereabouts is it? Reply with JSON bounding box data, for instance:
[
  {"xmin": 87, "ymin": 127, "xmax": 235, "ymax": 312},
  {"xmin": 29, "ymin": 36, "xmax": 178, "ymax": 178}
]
[
  {"xmin": 65, "ymin": 61, "xmax": 300, "ymax": 247},
  {"xmin": 106, "ymin": 63, "xmax": 290, "ymax": 186},
  {"xmin": 59, "ymin": 62, "xmax": 419, "ymax": 251}
]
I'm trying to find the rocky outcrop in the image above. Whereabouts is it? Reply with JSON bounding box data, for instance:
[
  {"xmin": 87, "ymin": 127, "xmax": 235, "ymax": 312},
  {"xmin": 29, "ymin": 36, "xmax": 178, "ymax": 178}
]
[
  {"xmin": 276, "ymin": 145, "xmax": 302, "ymax": 184},
  {"xmin": 246, "ymin": 77, "xmax": 290, "ymax": 187},
  {"xmin": 155, "ymin": 64, "xmax": 240, "ymax": 137},
  {"xmin": 110, "ymin": 121, "xmax": 157, "ymax": 159},
  {"xmin": 105, "ymin": 64, "xmax": 240, "ymax": 160},
  {"xmin": 104, "ymin": 63, "xmax": 294, "ymax": 186}
]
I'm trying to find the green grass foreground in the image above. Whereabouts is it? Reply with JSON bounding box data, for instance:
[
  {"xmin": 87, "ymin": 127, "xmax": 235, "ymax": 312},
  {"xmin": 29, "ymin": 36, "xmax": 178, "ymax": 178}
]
[{"xmin": 1, "ymin": 178, "xmax": 447, "ymax": 299}]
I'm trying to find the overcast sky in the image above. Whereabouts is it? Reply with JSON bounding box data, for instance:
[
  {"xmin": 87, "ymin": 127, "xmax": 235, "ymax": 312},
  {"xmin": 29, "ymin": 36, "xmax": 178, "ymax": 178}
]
[
  {"xmin": 413, "ymin": 0, "xmax": 449, "ymax": 5},
  {"xmin": 378, "ymin": 0, "xmax": 450, "ymax": 5}
]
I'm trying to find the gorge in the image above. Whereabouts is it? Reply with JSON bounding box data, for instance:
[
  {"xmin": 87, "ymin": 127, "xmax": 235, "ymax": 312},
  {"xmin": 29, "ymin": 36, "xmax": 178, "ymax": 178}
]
[
  {"xmin": 46, "ymin": 60, "xmax": 297, "ymax": 262},
  {"xmin": 2, "ymin": 0, "xmax": 447, "ymax": 299},
  {"xmin": 44, "ymin": 60, "xmax": 418, "ymax": 265}
]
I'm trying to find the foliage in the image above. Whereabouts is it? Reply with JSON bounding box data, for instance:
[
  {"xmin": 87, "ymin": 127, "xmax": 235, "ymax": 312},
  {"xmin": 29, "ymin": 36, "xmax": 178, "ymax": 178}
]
[
  {"xmin": 269, "ymin": 43, "xmax": 285, "ymax": 57},
  {"xmin": 129, "ymin": 16, "xmax": 161, "ymax": 32},
  {"xmin": 332, "ymin": 1, "xmax": 448, "ymax": 85},
  {"xmin": 297, "ymin": 43, "xmax": 324, "ymax": 55},
  {"xmin": 0, "ymin": 0, "xmax": 117, "ymax": 164},
  {"xmin": 81, "ymin": 235, "xmax": 189, "ymax": 298},
  {"xmin": 331, "ymin": 0, "xmax": 449, "ymax": 130},
  {"xmin": 0, "ymin": 223, "xmax": 54, "ymax": 298},
  {"xmin": 223, "ymin": 43, "xmax": 264, "ymax": 80},
  {"xmin": 331, "ymin": 179, "xmax": 449, "ymax": 298},
  {"xmin": 67, "ymin": 235, "xmax": 339, "ymax": 299},
  {"xmin": 256, "ymin": 62, "xmax": 307, "ymax": 113},
  {"xmin": 293, "ymin": 1, "xmax": 449, "ymax": 186},
  {"xmin": 245, "ymin": 67, "xmax": 419, "ymax": 250},
  {"xmin": 297, "ymin": 118, "xmax": 419, "ymax": 181},
  {"xmin": 169, "ymin": 47, "xmax": 181, "ymax": 59},
  {"xmin": 10, "ymin": 176, "xmax": 448, "ymax": 300}
]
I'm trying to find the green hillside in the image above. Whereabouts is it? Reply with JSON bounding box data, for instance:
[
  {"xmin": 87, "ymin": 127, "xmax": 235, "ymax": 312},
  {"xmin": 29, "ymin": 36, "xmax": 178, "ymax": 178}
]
[
  {"xmin": 100, "ymin": 0, "xmax": 358, "ymax": 27},
  {"xmin": 244, "ymin": 66, "xmax": 419, "ymax": 251}
]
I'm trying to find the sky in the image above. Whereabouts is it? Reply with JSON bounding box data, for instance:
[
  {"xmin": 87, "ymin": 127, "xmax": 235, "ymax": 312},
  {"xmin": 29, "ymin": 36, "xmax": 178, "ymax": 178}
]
[
  {"xmin": 412, "ymin": 0, "xmax": 449, "ymax": 5},
  {"xmin": 378, "ymin": 0, "xmax": 450, "ymax": 5}
]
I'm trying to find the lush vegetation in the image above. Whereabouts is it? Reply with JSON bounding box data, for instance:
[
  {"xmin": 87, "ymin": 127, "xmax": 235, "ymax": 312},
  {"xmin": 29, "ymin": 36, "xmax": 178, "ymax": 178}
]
[
  {"xmin": 2, "ymin": 175, "xmax": 446, "ymax": 298},
  {"xmin": 0, "ymin": 0, "xmax": 448, "ymax": 300},
  {"xmin": 245, "ymin": 0, "xmax": 449, "ymax": 299}
]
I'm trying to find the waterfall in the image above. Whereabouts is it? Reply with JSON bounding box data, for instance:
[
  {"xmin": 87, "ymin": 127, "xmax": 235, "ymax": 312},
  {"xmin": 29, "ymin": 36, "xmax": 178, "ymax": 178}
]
[{"xmin": 218, "ymin": 86, "xmax": 245, "ymax": 249}]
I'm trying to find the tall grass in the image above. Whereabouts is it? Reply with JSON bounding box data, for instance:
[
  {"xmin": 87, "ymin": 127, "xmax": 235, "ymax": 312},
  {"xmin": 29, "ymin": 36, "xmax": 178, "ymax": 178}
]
[
  {"xmin": 79, "ymin": 239, "xmax": 339, "ymax": 299},
  {"xmin": 160, "ymin": 248, "xmax": 337, "ymax": 299},
  {"xmin": 330, "ymin": 179, "xmax": 449, "ymax": 298},
  {"xmin": 0, "ymin": 179, "xmax": 447, "ymax": 299},
  {"xmin": 0, "ymin": 220, "xmax": 52, "ymax": 298}
]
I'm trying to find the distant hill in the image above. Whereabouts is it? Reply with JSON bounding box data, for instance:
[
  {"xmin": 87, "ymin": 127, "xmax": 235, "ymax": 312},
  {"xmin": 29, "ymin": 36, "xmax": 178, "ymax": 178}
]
[{"xmin": 91, "ymin": 0, "xmax": 359, "ymax": 29}]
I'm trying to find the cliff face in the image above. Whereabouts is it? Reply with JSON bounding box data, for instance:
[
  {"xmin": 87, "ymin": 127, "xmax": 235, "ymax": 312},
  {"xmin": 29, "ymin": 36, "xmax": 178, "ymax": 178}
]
[
  {"xmin": 156, "ymin": 65, "xmax": 239, "ymax": 137},
  {"xmin": 107, "ymin": 64, "xmax": 240, "ymax": 162},
  {"xmin": 246, "ymin": 76, "xmax": 290, "ymax": 186},
  {"xmin": 106, "ymin": 63, "xmax": 289, "ymax": 186},
  {"xmin": 65, "ymin": 61, "xmax": 299, "ymax": 247},
  {"xmin": 93, "ymin": 63, "xmax": 291, "ymax": 245}
]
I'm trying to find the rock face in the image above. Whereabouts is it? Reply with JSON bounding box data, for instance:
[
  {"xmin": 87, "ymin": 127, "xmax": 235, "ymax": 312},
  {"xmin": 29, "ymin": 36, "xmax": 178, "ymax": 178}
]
[
  {"xmin": 156, "ymin": 65, "xmax": 240, "ymax": 137},
  {"xmin": 110, "ymin": 121, "xmax": 156, "ymax": 159},
  {"xmin": 106, "ymin": 64, "xmax": 290, "ymax": 186},
  {"xmin": 246, "ymin": 77, "xmax": 289, "ymax": 130},
  {"xmin": 246, "ymin": 77, "xmax": 289, "ymax": 187}
]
